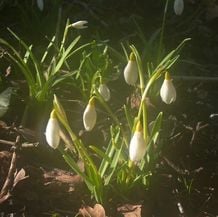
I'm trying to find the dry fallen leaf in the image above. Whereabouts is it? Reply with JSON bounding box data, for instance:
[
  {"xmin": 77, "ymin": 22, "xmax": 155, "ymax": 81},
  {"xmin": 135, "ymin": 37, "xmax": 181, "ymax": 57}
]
[
  {"xmin": 117, "ymin": 204, "xmax": 142, "ymax": 217},
  {"xmin": 79, "ymin": 203, "xmax": 106, "ymax": 217},
  {"xmin": 0, "ymin": 192, "xmax": 10, "ymax": 204},
  {"xmin": 13, "ymin": 168, "xmax": 29, "ymax": 188}
]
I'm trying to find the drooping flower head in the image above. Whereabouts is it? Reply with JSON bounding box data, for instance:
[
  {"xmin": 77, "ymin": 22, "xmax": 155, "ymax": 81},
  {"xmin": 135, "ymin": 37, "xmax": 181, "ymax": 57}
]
[
  {"xmin": 71, "ymin": 20, "xmax": 88, "ymax": 29},
  {"xmin": 98, "ymin": 83, "xmax": 111, "ymax": 101},
  {"xmin": 174, "ymin": 0, "xmax": 184, "ymax": 16},
  {"xmin": 83, "ymin": 97, "xmax": 97, "ymax": 131},
  {"xmin": 124, "ymin": 52, "xmax": 138, "ymax": 85},
  {"xmin": 160, "ymin": 71, "xmax": 176, "ymax": 104},
  {"xmin": 36, "ymin": 0, "xmax": 44, "ymax": 11},
  {"xmin": 98, "ymin": 77, "xmax": 111, "ymax": 101},
  {"xmin": 45, "ymin": 110, "xmax": 60, "ymax": 149},
  {"xmin": 129, "ymin": 121, "xmax": 146, "ymax": 162}
]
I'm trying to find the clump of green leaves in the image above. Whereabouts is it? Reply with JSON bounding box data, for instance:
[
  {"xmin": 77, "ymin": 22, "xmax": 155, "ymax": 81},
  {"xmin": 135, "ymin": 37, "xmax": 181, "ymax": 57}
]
[{"xmin": 0, "ymin": 20, "xmax": 92, "ymax": 102}]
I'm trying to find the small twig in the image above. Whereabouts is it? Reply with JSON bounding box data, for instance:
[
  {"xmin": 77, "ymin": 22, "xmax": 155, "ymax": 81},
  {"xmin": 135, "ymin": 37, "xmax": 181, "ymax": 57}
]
[
  {"xmin": 173, "ymin": 75, "xmax": 218, "ymax": 82},
  {"xmin": 184, "ymin": 122, "xmax": 209, "ymax": 146},
  {"xmin": 0, "ymin": 135, "xmax": 21, "ymax": 202},
  {"xmin": 0, "ymin": 139, "xmax": 14, "ymax": 146},
  {"xmin": 0, "ymin": 139, "xmax": 38, "ymax": 148},
  {"xmin": 163, "ymin": 156, "xmax": 189, "ymax": 175}
]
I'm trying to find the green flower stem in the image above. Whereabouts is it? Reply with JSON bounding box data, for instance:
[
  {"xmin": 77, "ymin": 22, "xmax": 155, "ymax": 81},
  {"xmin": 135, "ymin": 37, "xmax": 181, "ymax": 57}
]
[
  {"xmin": 130, "ymin": 45, "xmax": 148, "ymax": 139},
  {"xmin": 58, "ymin": 145, "xmax": 90, "ymax": 182},
  {"xmin": 130, "ymin": 45, "xmax": 144, "ymax": 92},
  {"xmin": 142, "ymin": 102, "xmax": 148, "ymax": 140},
  {"xmin": 54, "ymin": 97, "xmax": 103, "ymax": 202},
  {"xmin": 59, "ymin": 19, "xmax": 70, "ymax": 55},
  {"xmin": 53, "ymin": 96, "xmax": 96, "ymax": 169},
  {"xmin": 136, "ymin": 68, "xmax": 163, "ymax": 123},
  {"xmin": 95, "ymin": 88, "xmax": 129, "ymax": 147},
  {"xmin": 157, "ymin": 0, "xmax": 169, "ymax": 63}
]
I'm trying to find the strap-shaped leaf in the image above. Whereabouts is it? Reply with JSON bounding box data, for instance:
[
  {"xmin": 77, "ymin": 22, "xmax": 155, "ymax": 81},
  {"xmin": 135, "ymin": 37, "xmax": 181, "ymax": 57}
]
[
  {"xmin": 54, "ymin": 35, "xmax": 81, "ymax": 74},
  {"xmin": 89, "ymin": 145, "xmax": 112, "ymax": 163}
]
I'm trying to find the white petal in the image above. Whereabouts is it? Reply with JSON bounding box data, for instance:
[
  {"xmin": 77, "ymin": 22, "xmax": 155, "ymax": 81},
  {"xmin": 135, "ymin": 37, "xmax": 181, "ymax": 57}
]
[
  {"xmin": 174, "ymin": 0, "xmax": 184, "ymax": 16},
  {"xmin": 124, "ymin": 60, "xmax": 138, "ymax": 85},
  {"xmin": 37, "ymin": 0, "xmax": 44, "ymax": 11},
  {"xmin": 45, "ymin": 118, "xmax": 60, "ymax": 149},
  {"xmin": 83, "ymin": 104, "xmax": 97, "ymax": 131},
  {"xmin": 160, "ymin": 79, "xmax": 176, "ymax": 104},
  {"xmin": 129, "ymin": 131, "xmax": 146, "ymax": 162},
  {"xmin": 98, "ymin": 84, "xmax": 111, "ymax": 101},
  {"xmin": 71, "ymin": 20, "xmax": 88, "ymax": 29}
]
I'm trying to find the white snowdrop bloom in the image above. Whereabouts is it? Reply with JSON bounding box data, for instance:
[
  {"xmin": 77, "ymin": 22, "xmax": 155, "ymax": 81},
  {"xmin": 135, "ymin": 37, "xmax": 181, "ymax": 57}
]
[
  {"xmin": 160, "ymin": 71, "xmax": 176, "ymax": 104},
  {"xmin": 174, "ymin": 0, "xmax": 184, "ymax": 16},
  {"xmin": 71, "ymin": 20, "xmax": 88, "ymax": 29},
  {"xmin": 124, "ymin": 52, "xmax": 138, "ymax": 85},
  {"xmin": 0, "ymin": 87, "xmax": 13, "ymax": 118},
  {"xmin": 36, "ymin": 0, "xmax": 44, "ymax": 11},
  {"xmin": 98, "ymin": 83, "xmax": 111, "ymax": 101},
  {"xmin": 129, "ymin": 121, "xmax": 146, "ymax": 162},
  {"xmin": 83, "ymin": 97, "xmax": 97, "ymax": 131},
  {"xmin": 45, "ymin": 110, "xmax": 60, "ymax": 149}
]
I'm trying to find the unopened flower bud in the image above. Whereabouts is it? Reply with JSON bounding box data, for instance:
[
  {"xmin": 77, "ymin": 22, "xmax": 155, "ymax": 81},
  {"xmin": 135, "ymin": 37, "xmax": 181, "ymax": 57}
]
[
  {"xmin": 36, "ymin": 0, "xmax": 44, "ymax": 11},
  {"xmin": 174, "ymin": 0, "xmax": 184, "ymax": 16},
  {"xmin": 98, "ymin": 83, "xmax": 111, "ymax": 101},
  {"xmin": 71, "ymin": 20, "xmax": 88, "ymax": 29},
  {"xmin": 83, "ymin": 97, "xmax": 97, "ymax": 131},
  {"xmin": 124, "ymin": 52, "xmax": 138, "ymax": 85},
  {"xmin": 160, "ymin": 72, "xmax": 176, "ymax": 104},
  {"xmin": 129, "ymin": 121, "xmax": 146, "ymax": 162},
  {"xmin": 45, "ymin": 110, "xmax": 60, "ymax": 149}
]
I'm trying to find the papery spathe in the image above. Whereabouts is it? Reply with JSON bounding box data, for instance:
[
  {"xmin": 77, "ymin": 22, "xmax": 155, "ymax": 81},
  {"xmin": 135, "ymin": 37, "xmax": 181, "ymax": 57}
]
[
  {"xmin": 174, "ymin": 0, "xmax": 184, "ymax": 16},
  {"xmin": 45, "ymin": 110, "xmax": 60, "ymax": 149},
  {"xmin": 83, "ymin": 97, "xmax": 97, "ymax": 131},
  {"xmin": 129, "ymin": 122, "xmax": 146, "ymax": 162},
  {"xmin": 124, "ymin": 52, "xmax": 138, "ymax": 85},
  {"xmin": 71, "ymin": 20, "xmax": 88, "ymax": 29},
  {"xmin": 98, "ymin": 83, "xmax": 111, "ymax": 101},
  {"xmin": 160, "ymin": 72, "xmax": 176, "ymax": 104}
]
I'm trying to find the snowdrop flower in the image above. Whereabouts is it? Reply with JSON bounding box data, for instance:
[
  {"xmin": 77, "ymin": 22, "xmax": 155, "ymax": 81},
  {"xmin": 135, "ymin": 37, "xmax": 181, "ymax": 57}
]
[
  {"xmin": 160, "ymin": 71, "xmax": 176, "ymax": 104},
  {"xmin": 71, "ymin": 20, "xmax": 88, "ymax": 29},
  {"xmin": 129, "ymin": 121, "xmax": 146, "ymax": 162},
  {"xmin": 36, "ymin": 0, "xmax": 44, "ymax": 11},
  {"xmin": 124, "ymin": 52, "xmax": 138, "ymax": 85},
  {"xmin": 0, "ymin": 87, "xmax": 13, "ymax": 118},
  {"xmin": 98, "ymin": 83, "xmax": 111, "ymax": 102},
  {"xmin": 174, "ymin": 0, "xmax": 184, "ymax": 16},
  {"xmin": 45, "ymin": 110, "xmax": 60, "ymax": 149},
  {"xmin": 83, "ymin": 97, "xmax": 97, "ymax": 131}
]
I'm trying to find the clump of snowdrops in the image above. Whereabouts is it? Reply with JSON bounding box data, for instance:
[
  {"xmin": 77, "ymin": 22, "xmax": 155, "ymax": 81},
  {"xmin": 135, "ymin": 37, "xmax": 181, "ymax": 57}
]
[{"xmin": 45, "ymin": 25, "xmax": 190, "ymax": 202}]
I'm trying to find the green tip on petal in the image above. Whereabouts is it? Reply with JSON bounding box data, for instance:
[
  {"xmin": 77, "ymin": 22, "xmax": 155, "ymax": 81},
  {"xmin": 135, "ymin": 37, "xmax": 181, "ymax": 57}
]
[
  {"xmin": 89, "ymin": 96, "xmax": 95, "ymax": 106},
  {"xmin": 165, "ymin": 71, "xmax": 171, "ymax": 80},
  {"xmin": 50, "ymin": 109, "xmax": 56, "ymax": 118},
  {"xmin": 129, "ymin": 52, "xmax": 136, "ymax": 61},
  {"xmin": 135, "ymin": 121, "xmax": 142, "ymax": 132}
]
